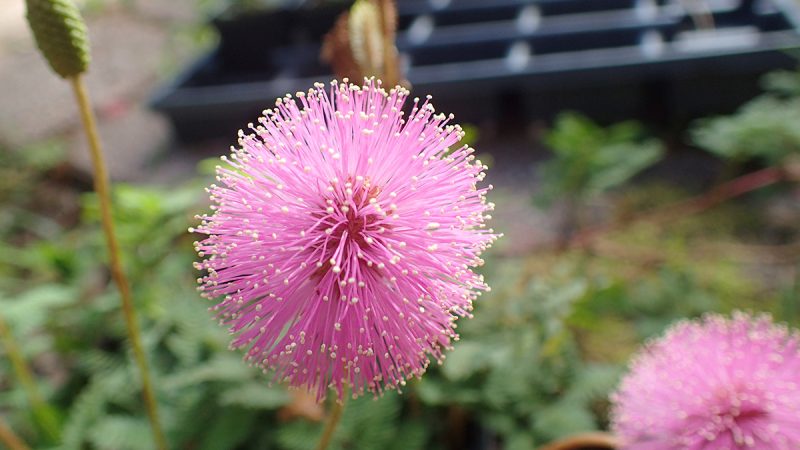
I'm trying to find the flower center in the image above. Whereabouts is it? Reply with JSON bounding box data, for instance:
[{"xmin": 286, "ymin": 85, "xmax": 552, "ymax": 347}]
[
  {"xmin": 308, "ymin": 176, "xmax": 395, "ymax": 278},
  {"xmin": 329, "ymin": 181, "xmax": 383, "ymax": 246},
  {"xmin": 698, "ymin": 384, "xmax": 769, "ymax": 445}
]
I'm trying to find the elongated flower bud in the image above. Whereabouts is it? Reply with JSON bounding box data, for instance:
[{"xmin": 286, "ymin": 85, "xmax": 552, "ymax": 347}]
[{"xmin": 26, "ymin": 0, "xmax": 90, "ymax": 78}]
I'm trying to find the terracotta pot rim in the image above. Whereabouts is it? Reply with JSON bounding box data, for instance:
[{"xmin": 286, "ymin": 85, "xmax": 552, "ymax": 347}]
[{"xmin": 536, "ymin": 432, "xmax": 619, "ymax": 450}]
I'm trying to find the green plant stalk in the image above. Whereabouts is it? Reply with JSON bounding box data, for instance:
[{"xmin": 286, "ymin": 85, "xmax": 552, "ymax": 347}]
[
  {"xmin": 68, "ymin": 75, "xmax": 168, "ymax": 450},
  {"xmin": 0, "ymin": 416, "xmax": 31, "ymax": 450},
  {"xmin": 556, "ymin": 194, "xmax": 581, "ymax": 251},
  {"xmin": 315, "ymin": 394, "xmax": 347, "ymax": 450},
  {"xmin": 0, "ymin": 314, "xmax": 61, "ymax": 443}
]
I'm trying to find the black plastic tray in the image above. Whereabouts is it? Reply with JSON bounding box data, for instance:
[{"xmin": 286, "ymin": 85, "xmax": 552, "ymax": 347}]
[{"xmin": 151, "ymin": 0, "xmax": 800, "ymax": 142}]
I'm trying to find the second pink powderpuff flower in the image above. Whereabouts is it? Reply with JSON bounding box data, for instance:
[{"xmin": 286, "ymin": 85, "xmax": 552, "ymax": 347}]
[
  {"xmin": 194, "ymin": 79, "xmax": 498, "ymax": 401},
  {"xmin": 611, "ymin": 311, "xmax": 800, "ymax": 449}
]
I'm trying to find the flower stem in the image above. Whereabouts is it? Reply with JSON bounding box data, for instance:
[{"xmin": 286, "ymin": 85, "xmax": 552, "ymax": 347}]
[
  {"xmin": 68, "ymin": 75, "xmax": 167, "ymax": 450},
  {"xmin": 537, "ymin": 432, "xmax": 618, "ymax": 450},
  {"xmin": 315, "ymin": 394, "xmax": 347, "ymax": 450},
  {"xmin": 0, "ymin": 313, "xmax": 60, "ymax": 443},
  {"xmin": 0, "ymin": 416, "xmax": 31, "ymax": 450}
]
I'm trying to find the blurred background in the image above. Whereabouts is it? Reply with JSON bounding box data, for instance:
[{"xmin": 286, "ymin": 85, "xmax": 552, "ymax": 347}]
[{"xmin": 1, "ymin": 0, "xmax": 800, "ymax": 449}]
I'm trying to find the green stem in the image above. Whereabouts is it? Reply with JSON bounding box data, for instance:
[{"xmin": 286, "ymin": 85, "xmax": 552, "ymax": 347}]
[
  {"xmin": 0, "ymin": 416, "xmax": 31, "ymax": 450},
  {"xmin": 68, "ymin": 75, "xmax": 168, "ymax": 450},
  {"xmin": 315, "ymin": 393, "xmax": 347, "ymax": 450},
  {"xmin": 0, "ymin": 314, "xmax": 60, "ymax": 443}
]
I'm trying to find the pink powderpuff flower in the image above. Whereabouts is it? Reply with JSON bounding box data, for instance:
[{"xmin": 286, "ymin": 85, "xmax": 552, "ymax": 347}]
[
  {"xmin": 193, "ymin": 79, "xmax": 498, "ymax": 401},
  {"xmin": 611, "ymin": 311, "xmax": 800, "ymax": 450}
]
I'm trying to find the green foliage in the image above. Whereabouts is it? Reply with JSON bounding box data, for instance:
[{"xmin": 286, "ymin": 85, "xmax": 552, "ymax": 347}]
[
  {"xmin": 0, "ymin": 142, "xmax": 67, "ymax": 242},
  {"xmin": 692, "ymin": 96, "xmax": 800, "ymax": 165},
  {"xmin": 3, "ymin": 68, "xmax": 799, "ymax": 449},
  {"xmin": 87, "ymin": 415, "xmax": 152, "ymax": 450},
  {"xmin": 3, "ymin": 167, "xmax": 795, "ymax": 449},
  {"xmin": 277, "ymin": 394, "xmax": 428, "ymax": 450},
  {"xmin": 761, "ymin": 69, "xmax": 800, "ymax": 97},
  {"xmin": 415, "ymin": 260, "xmax": 622, "ymax": 445},
  {"xmin": 80, "ymin": 183, "xmax": 199, "ymax": 275},
  {"xmin": 691, "ymin": 65, "xmax": 800, "ymax": 165},
  {"xmin": 538, "ymin": 112, "xmax": 664, "ymax": 204}
]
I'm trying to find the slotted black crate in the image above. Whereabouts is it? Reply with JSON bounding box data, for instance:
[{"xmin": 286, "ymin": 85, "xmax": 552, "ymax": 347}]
[{"xmin": 151, "ymin": 0, "xmax": 800, "ymax": 142}]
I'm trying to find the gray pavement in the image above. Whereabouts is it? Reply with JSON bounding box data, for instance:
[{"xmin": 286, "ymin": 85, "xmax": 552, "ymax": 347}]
[{"xmin": 0, "ymin": 0, "xmax": 200, "ymax": 180}]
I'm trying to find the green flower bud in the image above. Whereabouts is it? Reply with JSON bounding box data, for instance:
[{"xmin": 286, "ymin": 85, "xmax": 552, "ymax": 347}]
[{"xmin": 26, "ymin": 0, "xmax": 90, "ymax": 78}]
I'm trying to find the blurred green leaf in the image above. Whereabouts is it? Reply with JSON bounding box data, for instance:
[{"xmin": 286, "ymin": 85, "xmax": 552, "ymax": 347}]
[
  {"xmin": 532, "ymin": 401, "xmax": 596, "ymax": 440},
  {"xmin": 0, "ymin": 285, "xmax": 76, "ymax": 337},
  {"xmin": 88, "ymin": 416, "xmax": 152, "ymax": 450},
  {"xmin": 219, "ymin": 383, "xmax": 291, "ymax": 409},
  {"xmin": 692, "ymin": 96, "xmax": 800, "ymax": 165},
  {"xmin": 761, "ymin": 69, "xmax": 800, "ymax": 97},
  {"xmin": 198, "ymin": 408, "xmax": 260, "ymax": 450},
  {"xmin": 538, "ymin": 112, "xmax": 663, "ymax": 205},
  {"xmin": 440, "ymin": 341, "xmax": 487, "ymax": 381}
]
